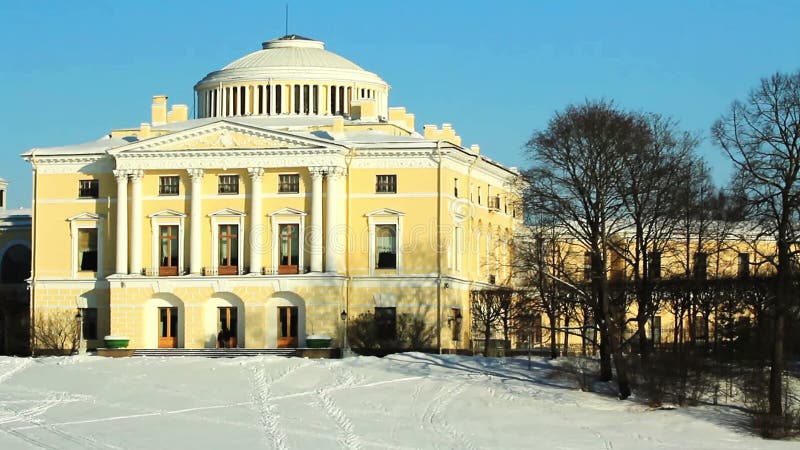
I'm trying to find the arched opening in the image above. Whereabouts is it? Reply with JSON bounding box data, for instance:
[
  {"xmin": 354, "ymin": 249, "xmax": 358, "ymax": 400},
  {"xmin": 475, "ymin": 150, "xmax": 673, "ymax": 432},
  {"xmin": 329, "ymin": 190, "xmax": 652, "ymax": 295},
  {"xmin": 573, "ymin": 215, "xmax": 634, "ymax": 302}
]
[
  {"xmin": 143, "ymin": 294, "xmax": 185, "ymax": 349},
  {"xmin": 205, "ymin": 293, "xmax": 245, "ymax": 349},
  {"xmin": 266, "ymin": 291, "xmax": 306, "ymax": 348},
  {"xmin": 1, "ymin": 244, "xmax": 31, "ymax": 283}
]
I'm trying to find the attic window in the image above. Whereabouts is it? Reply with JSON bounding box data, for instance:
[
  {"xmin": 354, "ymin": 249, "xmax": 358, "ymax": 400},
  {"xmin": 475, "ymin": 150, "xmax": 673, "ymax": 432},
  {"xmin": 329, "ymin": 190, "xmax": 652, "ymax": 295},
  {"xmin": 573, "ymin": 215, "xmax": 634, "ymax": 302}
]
[{"xmin": 79, "ymin": 180, "xmax": 99, "ymax": 198}]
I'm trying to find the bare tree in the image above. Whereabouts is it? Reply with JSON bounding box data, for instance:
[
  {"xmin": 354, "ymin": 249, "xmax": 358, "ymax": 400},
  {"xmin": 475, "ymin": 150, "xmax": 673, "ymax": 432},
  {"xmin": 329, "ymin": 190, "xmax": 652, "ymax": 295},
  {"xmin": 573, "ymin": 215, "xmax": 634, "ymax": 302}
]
[
  {"xmin": 712, "ymin": 70, "xmax": 800, "ymax": 428},
  {"xmin": 614, "ymin": 113, "xmax": 698, "ymax": 360},
  {"xmin": 524, "ymin": 100, "xmax": 651, "ymax": 399},
  {"xmin": 470, "ymin": 288, "xmax": 512, "ymax": 356}
]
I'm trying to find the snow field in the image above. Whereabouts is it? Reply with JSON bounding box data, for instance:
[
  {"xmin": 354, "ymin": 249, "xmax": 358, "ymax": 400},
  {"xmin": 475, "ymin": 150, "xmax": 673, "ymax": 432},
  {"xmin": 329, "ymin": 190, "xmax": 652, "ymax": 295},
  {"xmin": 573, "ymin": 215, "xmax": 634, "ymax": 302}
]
[{"xmin": 0, "ymin": 353, "xmax": 796, "ymax": 449}]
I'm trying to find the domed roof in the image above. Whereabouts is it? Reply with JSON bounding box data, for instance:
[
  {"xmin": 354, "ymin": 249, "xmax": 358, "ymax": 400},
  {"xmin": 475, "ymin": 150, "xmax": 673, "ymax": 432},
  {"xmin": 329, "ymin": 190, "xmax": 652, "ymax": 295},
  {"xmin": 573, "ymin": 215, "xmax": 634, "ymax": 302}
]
[{"xmin": 195, "ymin": 35, "xmax": 387, "ymax": 89}]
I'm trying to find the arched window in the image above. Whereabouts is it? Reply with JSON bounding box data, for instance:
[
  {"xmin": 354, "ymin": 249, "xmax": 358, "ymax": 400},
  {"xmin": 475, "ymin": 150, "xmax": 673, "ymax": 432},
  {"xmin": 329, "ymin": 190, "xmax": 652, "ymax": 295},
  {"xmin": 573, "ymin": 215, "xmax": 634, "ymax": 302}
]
[{"xmin": 1, "ymin": 244, "xmax": 30, "ymax": 283}]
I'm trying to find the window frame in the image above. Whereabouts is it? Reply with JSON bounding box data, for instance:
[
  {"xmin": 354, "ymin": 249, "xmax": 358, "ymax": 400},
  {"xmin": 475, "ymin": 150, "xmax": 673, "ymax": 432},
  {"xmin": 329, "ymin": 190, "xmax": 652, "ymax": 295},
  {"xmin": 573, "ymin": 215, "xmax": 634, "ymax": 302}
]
[
  {"xmin": 78, "ymin": 179, "xmax": 99, "ymax": 199},
  {"xmin": 366, "ymin": 208, "xmax": 404, "ymax": 275},
  {"xmin": 81, "ymin": 307, "xmax": 99, "ymax": 340},
  {"xmin": 375, "ymin": 174, "xmax": 397, "ymax": 194},
  {"xmin": 148, "ymin": 210, "xmax": 186, "ymax": 277},
  {"xmin": 268, "ymin": 208, "xmax": 306, "ymax": 275},
  {"xmin": 158, "ymin": 175, "xmax": 180, "ymax": 196},
  {"xmin": 68, "ymin": 213, "xmax": 104, "ymax": 278},
  {"xmin": 278, "ymin": 174, "xmax": 300, "ymax": 194},
  {"xmin": 374, "ymin": 306, "xmax": 397, "ymax": 341},
  {"xmin": 209, "ymin": 209, "xmax": 246, "ymax": 276},
  {"xmin": 218, "ymin": 174, "xmax": 240, "ymax": 195}
]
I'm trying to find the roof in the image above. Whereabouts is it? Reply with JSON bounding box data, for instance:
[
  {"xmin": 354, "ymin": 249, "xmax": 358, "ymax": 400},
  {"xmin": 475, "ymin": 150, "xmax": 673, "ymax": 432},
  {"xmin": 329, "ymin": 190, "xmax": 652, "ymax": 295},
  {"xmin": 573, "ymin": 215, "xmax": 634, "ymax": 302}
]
[{"xmin": 195, "ymin": 36, "xmax": 387, "ymax": 88}]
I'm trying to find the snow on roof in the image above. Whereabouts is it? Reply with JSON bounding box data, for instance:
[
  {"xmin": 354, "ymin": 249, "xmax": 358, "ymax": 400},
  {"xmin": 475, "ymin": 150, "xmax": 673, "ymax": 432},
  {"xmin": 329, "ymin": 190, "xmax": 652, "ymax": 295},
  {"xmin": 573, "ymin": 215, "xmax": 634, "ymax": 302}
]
[{"xmin": 22, "ymin": 135, "xmax": 137, "ymax": 157}]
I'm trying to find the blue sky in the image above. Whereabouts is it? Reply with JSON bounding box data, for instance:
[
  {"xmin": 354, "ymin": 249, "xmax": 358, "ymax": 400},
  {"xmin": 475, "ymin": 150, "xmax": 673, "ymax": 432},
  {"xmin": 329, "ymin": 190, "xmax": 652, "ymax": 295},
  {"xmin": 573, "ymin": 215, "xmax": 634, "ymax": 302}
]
[{"xmin": 0, "ymin": 0, "xmax": 797, "ymax": 208}]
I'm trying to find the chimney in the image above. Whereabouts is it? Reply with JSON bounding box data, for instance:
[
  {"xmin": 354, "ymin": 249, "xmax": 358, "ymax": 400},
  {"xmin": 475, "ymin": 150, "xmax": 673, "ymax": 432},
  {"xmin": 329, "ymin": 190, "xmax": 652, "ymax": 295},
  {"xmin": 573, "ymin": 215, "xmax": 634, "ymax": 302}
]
[
  {"xmin": 167, "ymin": 104, "xmax": 189, "ymax": 123},
  {"xmin": 151, "ymin": 95, "xmax": 168, "ymax": 126}
]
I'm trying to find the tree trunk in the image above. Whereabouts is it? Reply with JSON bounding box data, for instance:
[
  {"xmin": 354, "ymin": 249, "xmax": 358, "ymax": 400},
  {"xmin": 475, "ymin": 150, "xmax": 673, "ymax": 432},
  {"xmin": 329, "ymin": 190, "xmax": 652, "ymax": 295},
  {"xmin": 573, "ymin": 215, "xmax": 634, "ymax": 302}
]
[
  {"xmin": 548, "ymin": 314, "xmax": 558, "ymax": 359},
  {"xmin": 562, "ymin": 316, "xmax": 570, "ymax": 356},
  {"xmin": 483, "ymin": 323, "xmax": 492, "ymax": 357}
]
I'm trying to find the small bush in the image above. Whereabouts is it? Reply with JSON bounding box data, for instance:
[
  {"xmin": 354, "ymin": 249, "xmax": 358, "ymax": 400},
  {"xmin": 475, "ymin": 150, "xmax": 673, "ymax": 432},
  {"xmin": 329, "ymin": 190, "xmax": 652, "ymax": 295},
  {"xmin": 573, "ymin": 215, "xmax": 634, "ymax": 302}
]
[{"xmin": 33, "ymin": 310, "xmax": 78, "ymax": 354}]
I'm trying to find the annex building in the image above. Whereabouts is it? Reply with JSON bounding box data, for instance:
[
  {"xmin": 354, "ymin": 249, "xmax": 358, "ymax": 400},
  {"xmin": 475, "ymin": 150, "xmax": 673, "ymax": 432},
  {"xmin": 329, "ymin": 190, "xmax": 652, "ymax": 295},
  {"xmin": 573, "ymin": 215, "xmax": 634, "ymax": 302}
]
[{"xmin": 23, "ymin": 35, "xmax": 520, "ymax": 352}]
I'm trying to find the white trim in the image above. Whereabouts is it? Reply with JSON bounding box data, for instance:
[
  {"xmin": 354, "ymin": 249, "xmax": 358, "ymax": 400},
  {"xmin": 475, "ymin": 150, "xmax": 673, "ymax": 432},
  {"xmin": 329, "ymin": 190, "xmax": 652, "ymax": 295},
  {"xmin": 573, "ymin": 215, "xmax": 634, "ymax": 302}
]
[
  {"xmin": 68, "ymin": 213, "xmax": 104, "ymax": 279},
  {"xmin": 366, "ymin": 208, "xmax": 404, "ymax": 276},
  {"xmin": 209, "ymin": 208, "xmax": 246, "ymax": 274},
  {"xmin": 269, "ymin": 208, "xmax": 306, "ymax": 275},
  {"xmin": 149, "ymin": 210, "xmax": 186, "ymax": 276}
]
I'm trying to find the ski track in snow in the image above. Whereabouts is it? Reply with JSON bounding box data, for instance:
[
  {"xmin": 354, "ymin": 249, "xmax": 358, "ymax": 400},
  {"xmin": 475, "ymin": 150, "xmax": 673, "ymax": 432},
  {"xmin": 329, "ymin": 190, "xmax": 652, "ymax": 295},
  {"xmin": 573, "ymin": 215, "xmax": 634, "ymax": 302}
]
[
  {"xmin": 0, "ymin": 392, "xmax": 119, "ymax": 450},
  {"xmin": 419, "ymin": 381, "xmax": 476, "ymax": 450},
  {"xmin": 0, "ymin": 358, "xmax": 33, "ymax": 385},
  {"xmin": 313, "ymin": 361, "xmax": 364, "ymax": 450},
  {"xmin": 248, "ymin": 359, "xmax": 313, "ymax": 450}
]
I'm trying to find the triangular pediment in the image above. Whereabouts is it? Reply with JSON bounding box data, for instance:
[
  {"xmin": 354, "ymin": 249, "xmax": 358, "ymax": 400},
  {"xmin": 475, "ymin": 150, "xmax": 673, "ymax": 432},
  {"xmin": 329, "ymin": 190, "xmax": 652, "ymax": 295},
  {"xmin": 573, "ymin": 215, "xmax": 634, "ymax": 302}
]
[
  {"xmin": 67, "ymin": 212, "xmax": 103, "ymax": 222},
  {"xmin": 365, "ymin": 208, "xmax": 405, "ymax": 217},
  {"xmin": 209, "ymin": 208, "xmax": 245, "ymax": 217},
  {"xmin": 111, "ymin": 121, "xmax": 342, "ymax": 154},
  {"xmin": 148, "ymin": 209, "xmax": 186, "ymax": 218},
  {"xmin": 268, "ymin": 207, "xmax": 307, "ymax": 217}
]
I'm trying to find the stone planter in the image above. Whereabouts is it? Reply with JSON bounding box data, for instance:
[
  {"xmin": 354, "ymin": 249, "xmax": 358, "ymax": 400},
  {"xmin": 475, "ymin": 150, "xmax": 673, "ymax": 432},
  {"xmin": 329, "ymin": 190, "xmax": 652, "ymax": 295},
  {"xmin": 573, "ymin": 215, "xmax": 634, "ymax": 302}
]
[
  {"xmin": 104, "ymin": 336, "xmax": 130, "ymax": 349},
  {"xmin": 306, "ymin": 335, "xmax": 332, "ymax": 348}
]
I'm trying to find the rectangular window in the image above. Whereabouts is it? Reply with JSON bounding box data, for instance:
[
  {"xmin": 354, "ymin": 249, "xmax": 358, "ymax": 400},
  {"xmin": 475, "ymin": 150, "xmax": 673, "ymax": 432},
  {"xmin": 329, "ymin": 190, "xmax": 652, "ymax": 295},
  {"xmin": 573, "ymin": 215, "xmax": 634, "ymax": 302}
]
[
  {"xmin": 583, "ymin": 251, "xmax": 592, "ymax": 281},
  {"xmin": 738, "ymin": 252, "xmax": 750, "ymax": 278},
  {"xmin": 375, "ymin": 224, "xmax": 397, "ymax": 269},
  {"xmin": 375, "ymin": 307, "xmax": 397, "ymax": 341},
  {"xmin": 693, "ymin": 252, "xmax": 708, "ymax": 280},
  {"xmin": 477, "ymin": 186, "xmax": 482, "ymax": 205},
  {"xmin": 159, "ymin": 176, "xmax": 180, "ymax": 195},
  {"xmin": 81, "ymin": 307, "xmax": 98, "ymax": 340},
  {"xmin": 218, "ymin": 175, "xmax": 239, "ymax": 194},
  {"xmin": 278, "ymin": 174, "xmax": 300, "ymax": 193},
  {"xmin": 278, "ymin": 224, "xmax": 300, "ymax": 274},
  {"xmin": 454, "ymin": 178, "xmax": 459, "ymax": 197},
  {"xmin": 652, "ymin": 315, "xmax": 662, "ymax": 344},
  {"xmin": 450, "ymin": 307, "xmax": 463, "ymax": 341},
  {"xmin": 488, "ymin": 195, "xmax": 501, "ymax": 210},
  {"xmin": 648, "ymin": 252, "xmax": 662, "ymax": 279},
  {"xmin": 78, "ymin": 180, "xmax": 99, "ymax": 198},
  {"xmin": 78, "ymin": 228, "xmax": 98, "ymax": 271},
  {"xmin": 218, "ymin": 224, "xmax": 238, "ymax": 275},
  {"xmin": 376, "ymin": 174, "xmax": 397, "ymax": 193},
  {"xmin": 159, "ymin": 225, "xmax": 179, "ymax": 276}
]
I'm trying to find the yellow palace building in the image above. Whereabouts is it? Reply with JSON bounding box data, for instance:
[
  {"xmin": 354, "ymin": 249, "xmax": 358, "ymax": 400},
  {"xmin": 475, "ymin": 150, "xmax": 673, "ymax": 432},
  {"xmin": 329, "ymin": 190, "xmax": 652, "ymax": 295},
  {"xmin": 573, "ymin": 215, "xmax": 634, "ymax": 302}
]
[{"xmin": 23, "ymin": 35, "xmax": 520, "ymax": 352}]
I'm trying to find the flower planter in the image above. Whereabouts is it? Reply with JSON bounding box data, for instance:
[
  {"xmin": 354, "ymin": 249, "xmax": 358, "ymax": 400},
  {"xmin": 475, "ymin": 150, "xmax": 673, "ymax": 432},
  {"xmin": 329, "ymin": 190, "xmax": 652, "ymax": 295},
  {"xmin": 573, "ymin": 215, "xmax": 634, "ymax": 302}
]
[
  {"xmin": 306, "ymin": 335, "xmax": 332, "ymax": 348},
  {"xmin": 104, "ymin": 336, "xmax": 130, "ymax": 349}
]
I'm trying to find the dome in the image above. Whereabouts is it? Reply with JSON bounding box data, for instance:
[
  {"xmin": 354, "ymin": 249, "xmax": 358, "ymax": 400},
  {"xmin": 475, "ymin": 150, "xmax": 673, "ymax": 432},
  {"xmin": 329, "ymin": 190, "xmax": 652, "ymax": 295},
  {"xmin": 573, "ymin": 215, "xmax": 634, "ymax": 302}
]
[
  {"xmin": 195, "ymin": 35, "xmax": 387, "ymax": 88},
  {"xmin": 194, "ymin": 35, "xmax": 390, "ymax": 120}
]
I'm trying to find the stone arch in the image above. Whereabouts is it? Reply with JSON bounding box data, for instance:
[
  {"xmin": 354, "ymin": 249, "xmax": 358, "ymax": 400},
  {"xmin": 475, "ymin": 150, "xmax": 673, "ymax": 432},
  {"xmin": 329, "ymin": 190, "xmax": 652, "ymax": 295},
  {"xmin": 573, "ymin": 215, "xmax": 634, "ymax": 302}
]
[
  {"xmin": 204, "ymin": 292, "xmax": 245, "ymax": 348},
  {"xmin": 0, "ymin": 241, "xmax": 31, "ymax": 283},
  {"xmin": 143, "ymin": 293, "xmax": 185, "ymax": 349},
  {"xmin": 265, "ymin": 291, "xmax": 306, "ymax": 348}
]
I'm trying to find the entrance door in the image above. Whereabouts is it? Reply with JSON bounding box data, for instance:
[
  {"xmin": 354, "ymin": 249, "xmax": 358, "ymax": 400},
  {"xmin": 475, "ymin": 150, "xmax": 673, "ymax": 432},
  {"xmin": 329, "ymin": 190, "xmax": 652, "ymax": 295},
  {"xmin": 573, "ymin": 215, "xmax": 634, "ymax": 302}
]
[
  {"xmin": 218, "ymin": 307, "xmax": 238, "ymax": 348},
  {"xmin": 277, "ymin": 306, "xmax": 298, "ymax": 348},
  {"xmin": 158, "ymin": 307, "xmax": 178, "ymax": 348},
  {"xmin": 278, "ymin": 224, "xmax": 299, "ymax": 274},
  {"xmin": 159, "ymin": 225, "xmax": 179, "ymax": 276}
]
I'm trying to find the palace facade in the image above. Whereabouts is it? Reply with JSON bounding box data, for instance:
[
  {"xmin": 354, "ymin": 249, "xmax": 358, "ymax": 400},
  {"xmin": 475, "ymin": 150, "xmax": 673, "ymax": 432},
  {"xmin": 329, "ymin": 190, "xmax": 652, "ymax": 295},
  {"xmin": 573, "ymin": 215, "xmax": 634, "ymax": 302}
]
[{"xmin": 23, "ymin": 35, "xmax": 520, "ymax": 351}]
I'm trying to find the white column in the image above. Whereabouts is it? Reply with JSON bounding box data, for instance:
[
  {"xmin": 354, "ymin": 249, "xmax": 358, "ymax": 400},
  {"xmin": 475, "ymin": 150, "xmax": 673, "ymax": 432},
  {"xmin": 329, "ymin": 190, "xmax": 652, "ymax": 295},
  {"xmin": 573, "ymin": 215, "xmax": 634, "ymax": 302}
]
[
  {"xmin": 269, "ymin": 83, "xmax": 276, "ymax": 115},
  {"xmin": 325, "ymin": 167, "xmax": 345, "ymax": 273},
  {"xmin": 288, "ymin": 84, "xmax": 294, "ymax": 115},
  {"xmin": 299, "ymin": 84, "xmax": 305, "ymax": 115},
  {"xmin": 310, "ymin": 168, "xmax": 324, "ymax": 272},
  {"xmin": 188, "ymin": 168, "xmax": 204, "ymax": 275},
  {"xmin": 129, "ymin": 170, "xmax": 143, "ymax": 275},
  {"xmin": 261, "ymin": 84, "xmax": 268, "ymax": 115},
  {"xmin": 113, "ymin": 170, "xmax": 129, "ymax": 275},
  {"xmin": 248, "ymin": 168, "xmax": 264, "ymax": 274},
  {"xmin": 244, "ymin": 85, "xmax": 251, "ymax": 115}
]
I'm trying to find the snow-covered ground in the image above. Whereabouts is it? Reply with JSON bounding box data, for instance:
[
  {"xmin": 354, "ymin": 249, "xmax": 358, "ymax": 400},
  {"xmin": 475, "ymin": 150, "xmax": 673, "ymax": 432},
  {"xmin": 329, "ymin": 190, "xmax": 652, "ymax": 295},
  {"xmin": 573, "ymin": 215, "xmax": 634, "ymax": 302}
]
[{"xmin": 0, "ymin": 353, "xmax": 795, "ymax": 449}]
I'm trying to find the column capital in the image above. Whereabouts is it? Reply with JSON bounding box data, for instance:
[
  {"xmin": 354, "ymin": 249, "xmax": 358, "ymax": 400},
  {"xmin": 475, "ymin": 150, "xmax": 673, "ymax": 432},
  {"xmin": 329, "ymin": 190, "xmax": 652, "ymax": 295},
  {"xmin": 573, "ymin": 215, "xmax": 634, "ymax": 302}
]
[
  {"xmin": 309, "ymin": 167, "xmax": 326, "ymax": 179},
  {"xmin": 187, "ymin": 168, "xmax": 204, "ymax": 180},
  {"xmin": 326, "ymin": 166, "xmax": 346, "ymax": 179},
  {"xmin": 247, "ymin": 167, "xmax": 265, "ymax": 180},
  {"xmin": 129, "ymin": 169, "xmax": 144, "ymax": 181},
  {"xmin": 113, "ymin": 169, "xmax": 129, "ymax": 181}
]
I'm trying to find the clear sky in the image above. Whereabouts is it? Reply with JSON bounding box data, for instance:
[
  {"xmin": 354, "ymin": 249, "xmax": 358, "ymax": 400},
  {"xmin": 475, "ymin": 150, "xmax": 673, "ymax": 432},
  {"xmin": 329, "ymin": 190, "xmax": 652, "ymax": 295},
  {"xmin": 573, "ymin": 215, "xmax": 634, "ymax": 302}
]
[{"xmin": 0, "ymin": 0, "xmax": 798, "ymax": 208}]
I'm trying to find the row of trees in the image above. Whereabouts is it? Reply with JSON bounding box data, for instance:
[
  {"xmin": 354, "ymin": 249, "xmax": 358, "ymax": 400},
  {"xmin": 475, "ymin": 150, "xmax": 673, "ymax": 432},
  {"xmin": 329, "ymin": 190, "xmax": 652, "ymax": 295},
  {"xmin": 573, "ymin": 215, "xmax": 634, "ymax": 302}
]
[{"xmin": 506, "ymin": 70, "xmax": 800, "ymax": 433}]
